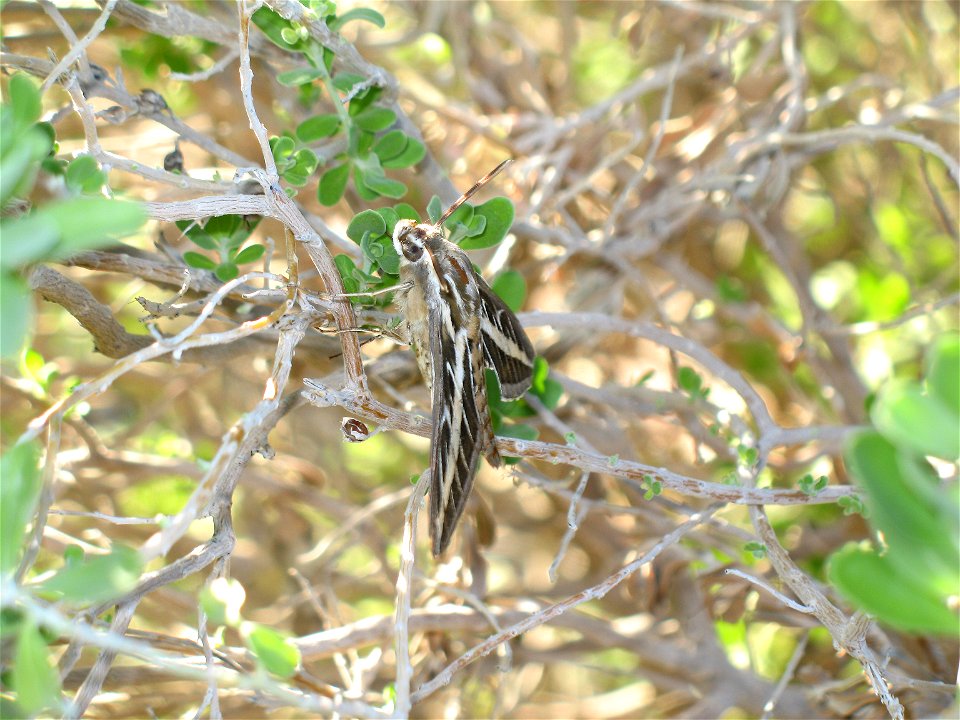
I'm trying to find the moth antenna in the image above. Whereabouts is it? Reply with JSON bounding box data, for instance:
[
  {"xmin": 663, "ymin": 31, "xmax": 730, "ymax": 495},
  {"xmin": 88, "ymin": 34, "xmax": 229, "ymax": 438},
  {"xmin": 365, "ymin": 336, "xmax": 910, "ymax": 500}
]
[{"xmin": 435, "ymin": 158, "xmax": 512, "ymax": 230}]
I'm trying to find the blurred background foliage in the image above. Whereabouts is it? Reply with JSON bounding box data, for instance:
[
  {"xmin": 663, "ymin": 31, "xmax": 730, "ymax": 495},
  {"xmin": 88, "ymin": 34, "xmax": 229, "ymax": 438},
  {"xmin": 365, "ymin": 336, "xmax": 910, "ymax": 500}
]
[{"xmin": 0, "ymin": 0, "xmax": 957, "ymax": 718}]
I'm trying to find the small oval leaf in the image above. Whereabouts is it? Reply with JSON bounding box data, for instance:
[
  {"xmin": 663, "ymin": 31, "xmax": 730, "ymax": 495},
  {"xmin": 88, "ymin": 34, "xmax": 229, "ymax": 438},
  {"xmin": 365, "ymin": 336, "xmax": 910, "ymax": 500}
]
[
  {"xmin": 214, "ymin": 263, "xmax": 239, "ymax": 282},
  {"xmin": 183, "ymin": 251, "xmax": 217, "ymax": 270},
  {"xmin": 296, "ymin": 114, "xmax": 341, "ymax": 142},
  {"xmin": 353, "ymin": 107, "xmax": 396, "ymax": 132},
  {"xmin": 40, "ymin": 545, "xmax": 142, "ymax": 606},
  {"xmin": 243, "ymin": 623, "xmax": 300, "ymax": 678},
  {"xmin": 459, "ymin": 197, "xmax": 514, "ymax": 250},
  {"xmin": 318, "ymin": 163, "xmax": 350, "ymax": 206},
  {"xmin": 382, "ymin": 137, "xmax": 425, "ymax": 169},
  {"xmin": 330, "ymin": 7, "xmax": 386, "ymax": 31},
  {"xmin": 359, "ymin": 171, "xmax": 406, "ymax": 199},
  {"xmin": 276, "ymin": 67, "xmax": 324, "ymax": 87},
  {"xmin": 233, "ymin": 244, "xmax": 265, "ymax": 265},
  {"xmin": 346, "ymin": 209, "xmax": 387, "ymax": 244},
  {"xmin": 491, "ymin": 270, "xmax": 526, "ymax": 312},
  {"xmin": 372, "ymin": 130, "xmax": 407, "ymax": 162}
]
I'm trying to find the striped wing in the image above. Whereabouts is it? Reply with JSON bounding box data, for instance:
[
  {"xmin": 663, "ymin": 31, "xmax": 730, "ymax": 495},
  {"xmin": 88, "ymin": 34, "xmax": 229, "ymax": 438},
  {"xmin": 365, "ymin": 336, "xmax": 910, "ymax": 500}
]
[
  {"xmin": 477, "ymin": 278, "xmax": 535, "ymax": 399},
  {"xmin": 428, "ymin": 261, "xmax": 498, "ymax": 556}
]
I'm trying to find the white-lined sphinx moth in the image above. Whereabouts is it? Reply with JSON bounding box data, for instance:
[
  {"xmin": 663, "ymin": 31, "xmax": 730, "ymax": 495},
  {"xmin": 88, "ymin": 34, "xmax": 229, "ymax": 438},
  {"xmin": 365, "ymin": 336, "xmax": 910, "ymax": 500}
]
[{"xmin": 392, "ymin": 160, "xmax": 535, "ymax": 556}]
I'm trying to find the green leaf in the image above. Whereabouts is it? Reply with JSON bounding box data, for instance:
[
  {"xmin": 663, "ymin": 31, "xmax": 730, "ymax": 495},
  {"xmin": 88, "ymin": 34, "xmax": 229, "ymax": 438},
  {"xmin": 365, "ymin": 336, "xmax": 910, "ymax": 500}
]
[
  {"xmin": 487, "ymin": 376, "xmax": 504, "ymax": 407},
  {"xmin": 44, "ymin": 198, "xmax": 145, "ymax": 253},
  {"xmin": 530, "ymin": 356, "xmax": 549, "ymax": 394},
  {"xmin": 63, "ymin": 545, "xmax": 84, "ymax": 566},
  {"xmin": 8, "ymin": 74, "xmax": 42, "ymax": 130},
  {"xmin": 716, "ymin": 275, "xmax": 748, "ymax": 303},
  {"xmin": 0, "ymin": 441, "xmax": 41, "ymax": 575},
  {"xmin": 283, "ymin": 170, "xmax": 308, "ymax": 187},
  {"xmin": 200, "ymin": 577, "xmax": 246, "ymax": 627},
  {"xmin": 306, "ymin": 0, "xmax": 337, "ymax": 18},
  {"xmin": 458, "ymin": 197, "xmax": 514, "ymax": 250},
  {"xmin": 0, "ymin": 212, "xmax": 60, "ymax": 268},
  {"xmin": 375, "ymin": 207, "xmax": 400, "ymax": 233},
  {"xmin": 276, "ymin": 67, "xmax": 324, "ymax": 87},
  {"xmin": 243, "ymin": 622, "xmax": 300, "ymax": 678},
  {"xmin": 372, "ymin": 129, "xmax": 407, "ymax": 162},
  {"xmin": 280, "ymin": 26, "xmax": 304, "ymax": 45},
  {"xmin": 837, "ymin": 494, "xmax": 865, "ymax": 516},
  {"xmin": 353, "ymin": 107, "xmax": 396, "ymax": 132},
  {"xmin": 799, "ymin": 474, "xmax": 828, "ymax": 496},
  {"xmin": 352, "ymin": 166, "xmax": 380, "ymax": 201},
  {"xmin": 359, "ymin": 171, "xmax": 406, "ymax": 199},
  {"xmin": 426, "ymin": 196, "xmax": 443, "ymax": 223},
  {"xmin": 330, "ymin": 7, "xmax": 386, "ymax": 30},
  {"xmin": 176, "ymin": 219, "xmax": 215, "ymax": 249},
  {"xmin": 64, "ymin": 155, "xmax": 105, "ymax": 194},
  {"xmin": 463, "ymin": 214, "xmax": 487, "ymax": 237},
  {"xmin": 845, "ymin": 432, "xmax": 959, "ymax": 595},
  {"xmin": 233, "ymin": 244, "xmax": 265, "ymax": 265},
  {"xmin": 203, "ymin": 215, "xmax": 242, "ymax": 240},
  {"xmin": 491, "ymin": 270, "xmax": 526, "ymax": 312},
  {"xmin": 346, "ymin": 84, "xmax": 382, "ymax": 115},
  {"xmin": 318, "ymin": 163, "xmax": 350, "ymax": 206},
  {"xmin": 41, "ymin": 156, "xmax": 66, "ymax": 177},
  {"xmin": 371, "ymin": 236, "xmax": 399, "ymax": 274},
  {"xmin": 270, "ymin": 135, "xmax": 296, "ymax": 162},
  {"xmin": 447, "ymin": 222, "xmax": 468, "ymax": 245},
  {"xmin": 251, "ymin": 7, "xmax": 306, "ymax": 52},
  {"xmin": 1, "ymin": 127, "xmax": 50, "ymax": 208},
  {"xmin": 829, "ymin": 544, "xmax": 958, "ymax": 635},
  {"xmin": 346, "ymin": 210, "xmax": 387, "ymax": 244},
  {"xmin": 333, "ymin": 72, "xmax": 365, "ymax": 92},
  {"xmin": 1, "ymin": 607, "xmax": 25, "ymax": 640},
  {"xmin": 284, "ymin": 171, "xmax": 309, "ymax": 187},
  {"xmin": 871, "ymin": 379, "xmax": 959, "ymax": 460},
  {"xmin": 215, "ymin": 263, "xmax": 239, "ymax": 282},
  {"xmin": 117, "ymin": 475, "xmax": 195, "ymax": 517},
  {"xmin": 292, "ymin": 148, "xmax": 319, "ymax": 174},
  {"xmin": 497, "ymin": 422, "xmax": 538, "ymax": 441},
  {"xmin": 382, "ymin": 137, "xmax": 425, "ymax": 169},
  {"xmin": 926, "ymin": 334, "xmax": 960, "ymax": 417},
  {"xmin": 857, "ymin": 268, "xmax": 910, "ymax": 323},
  {"xmin": 525, "ymin": 358, "xmax": 562, "ymax": 410},
  {"xmin": 33, "ymin": 121, "xmax": 56, "ymax": 152},
  {"xmin": 40, "ymin": 545, "xmax": 142, "ymax": 605},
  {"xmin": 677, "ymin": 366, "xmax": 703, "ymax": 395},
  {"xmin": 296, "ymin": 114, "xmax": 341, "ymax": 142},
  {"xmin": 334, "ymin": 254, "xmax": 360, "ymax": 294},
  {"xmin": 0, "ymin": 272, "xmax": 32, "ymax": 358},
  {"xmin": 12, "ymin": 622, "xmax": 61, "ymax": 715},
  {"xmin": 20, "ymin": 348, "xmax": 58, "ymax": 391},
  {"xmin": 394, "ymin": 203, "xmax": 420, "ymax": 222},
  {"xmin": 183, "ymin": 251, "xmax": 217, "ymax": 270},
  {"xmin": 535, "ymin": 378, "xmax": 563, "ymax": 410},
  {"xmin": 445, "ymin": 203, "xmax": 474, "ymax": 229},
  {"xmin": 198, "ymin": 215, "xmax": 251, "ymax": 250},
  {"xmin": 360, "ymin": 230, "xmax": 382, "ymax": 260}
]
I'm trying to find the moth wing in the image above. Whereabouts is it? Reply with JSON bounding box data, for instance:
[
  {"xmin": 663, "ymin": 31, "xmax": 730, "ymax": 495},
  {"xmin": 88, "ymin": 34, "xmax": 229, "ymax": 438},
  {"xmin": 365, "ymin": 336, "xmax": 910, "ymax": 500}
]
[
  {"xmin": 477, "ymin": 278, "xmax": 535, "ymax": 400},
  {"xmin": 427, "ymin": 282, "xmax": 494, "ymax": 556}
]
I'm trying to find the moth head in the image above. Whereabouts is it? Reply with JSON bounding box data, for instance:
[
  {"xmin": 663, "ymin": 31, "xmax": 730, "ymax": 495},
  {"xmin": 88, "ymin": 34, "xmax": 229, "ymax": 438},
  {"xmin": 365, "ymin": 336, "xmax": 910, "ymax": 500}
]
[{"xmin": 392, "ymin": 220, "xmax": 436, "ymax": 263}]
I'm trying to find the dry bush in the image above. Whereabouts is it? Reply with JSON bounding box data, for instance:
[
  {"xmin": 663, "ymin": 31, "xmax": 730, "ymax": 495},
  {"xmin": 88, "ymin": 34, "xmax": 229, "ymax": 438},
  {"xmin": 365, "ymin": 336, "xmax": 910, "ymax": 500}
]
[{"xmin": 1, "ymin": 1, "xmax": 958, "ymax": 718}]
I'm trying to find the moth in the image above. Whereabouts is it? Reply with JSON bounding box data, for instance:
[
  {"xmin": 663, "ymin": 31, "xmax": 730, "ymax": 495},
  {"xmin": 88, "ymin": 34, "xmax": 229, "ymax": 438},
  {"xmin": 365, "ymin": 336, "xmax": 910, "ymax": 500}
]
[{"xmin": 392, "ymin": 160, "xmax": 535, "ymax": 556}]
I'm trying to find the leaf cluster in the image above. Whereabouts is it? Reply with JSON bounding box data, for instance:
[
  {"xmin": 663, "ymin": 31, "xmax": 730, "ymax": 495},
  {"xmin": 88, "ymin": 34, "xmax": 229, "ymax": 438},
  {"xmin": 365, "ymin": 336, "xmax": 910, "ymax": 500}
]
[
  {"xmin": 829, "ymin": 334, "xmax": 960, "ymax": 635},
  {"xmin": 178, "ymin": 215, "xmax": 265, "ymax": 282},
  {"xmin": 0, "ymin": 75, "xmax": 145, "ymax": 357},
  {"xmin": 252, "ymin": 6, "xmax": 425, "ymax": 204}
]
